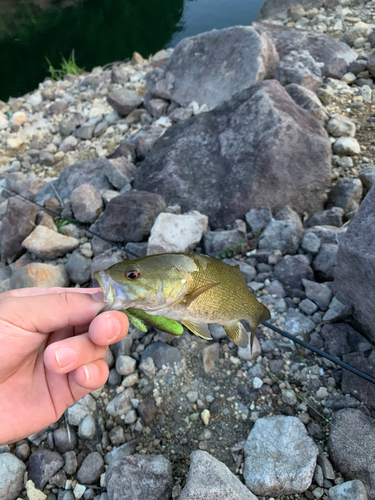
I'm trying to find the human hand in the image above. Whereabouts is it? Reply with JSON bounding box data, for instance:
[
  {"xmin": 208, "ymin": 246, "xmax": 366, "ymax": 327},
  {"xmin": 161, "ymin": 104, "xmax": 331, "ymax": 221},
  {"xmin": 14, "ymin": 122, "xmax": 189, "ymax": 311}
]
[{"xmin": 0, "ymin": 287, "xmax": 129, "ymax": 445}]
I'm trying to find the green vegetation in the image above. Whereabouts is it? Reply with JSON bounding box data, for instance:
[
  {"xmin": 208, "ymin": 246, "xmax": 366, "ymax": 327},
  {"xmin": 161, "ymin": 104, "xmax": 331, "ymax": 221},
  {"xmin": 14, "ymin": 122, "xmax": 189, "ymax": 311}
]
[
  {"xmin": 55, "ymin": 219, "xmax": 69, "ymax": 233},
  {"xmin": 45, "ymin": 50, "xmax": 84, "ymax": 80}
]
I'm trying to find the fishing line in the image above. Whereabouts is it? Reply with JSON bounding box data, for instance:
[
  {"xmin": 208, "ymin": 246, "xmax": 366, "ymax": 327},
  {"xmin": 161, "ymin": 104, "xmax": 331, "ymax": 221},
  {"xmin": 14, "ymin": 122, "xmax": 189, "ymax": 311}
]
[{"xmin": 3, "ymin": 186, "xmax": 375, "ymax": 386}]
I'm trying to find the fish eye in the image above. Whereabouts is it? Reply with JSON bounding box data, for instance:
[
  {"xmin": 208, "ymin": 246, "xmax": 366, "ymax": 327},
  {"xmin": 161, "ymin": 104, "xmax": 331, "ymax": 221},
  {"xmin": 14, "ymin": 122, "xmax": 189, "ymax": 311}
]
[{"xmin": 125, "ymin": 268, "xmax": 140, "ymax": 280}]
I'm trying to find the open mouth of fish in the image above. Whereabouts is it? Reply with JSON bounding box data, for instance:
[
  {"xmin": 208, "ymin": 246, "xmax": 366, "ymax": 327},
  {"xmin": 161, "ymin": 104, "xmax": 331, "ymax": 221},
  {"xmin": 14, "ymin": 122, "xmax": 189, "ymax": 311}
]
[{"xmin": 95, "ymin": 270, "xmax": 134, "ymax": 310}]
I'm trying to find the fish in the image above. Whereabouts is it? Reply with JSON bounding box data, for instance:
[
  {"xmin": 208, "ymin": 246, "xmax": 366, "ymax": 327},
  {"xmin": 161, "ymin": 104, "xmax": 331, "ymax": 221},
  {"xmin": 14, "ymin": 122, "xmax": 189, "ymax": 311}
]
[{"xmin": 94, "ymin": 253, "xmax": 270, "ymax": 348}]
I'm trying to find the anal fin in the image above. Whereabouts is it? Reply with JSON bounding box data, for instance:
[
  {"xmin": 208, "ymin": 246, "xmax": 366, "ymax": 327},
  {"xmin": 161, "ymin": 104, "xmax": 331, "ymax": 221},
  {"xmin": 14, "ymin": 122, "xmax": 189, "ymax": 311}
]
[
  {"xmin": 181, "ymin": 320, "xmax": 213, "ymax": 340},
  {"xmin": 221, "ymin": 322, "xmax": 249, "ymax": 348}
]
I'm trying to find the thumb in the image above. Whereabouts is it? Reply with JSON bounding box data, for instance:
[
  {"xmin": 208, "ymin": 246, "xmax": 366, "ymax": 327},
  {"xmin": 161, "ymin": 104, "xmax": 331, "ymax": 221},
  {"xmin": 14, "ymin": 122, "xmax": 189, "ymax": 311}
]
[{"xmin": 0, "ymin": 291, "xmax": 106, "ymax": 335}]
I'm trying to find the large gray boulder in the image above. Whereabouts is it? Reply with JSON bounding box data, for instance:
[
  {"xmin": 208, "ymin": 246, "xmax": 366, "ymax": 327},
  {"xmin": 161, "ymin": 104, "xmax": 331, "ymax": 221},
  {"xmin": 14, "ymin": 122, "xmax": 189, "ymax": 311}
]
[
  {"xmin": 333, "ymin": 185, "xmax": 375, "ymax": 342},
  {"xmin": 253, "ymin": 23, "xmax": 357, "ymax": 78},
  {"xmin": 134, "ymin": 80, "xmax": 331, "ymax": 229},
  {"xmin": 146, "ymin": 26, "xmax": 279, "ymax": 109}
]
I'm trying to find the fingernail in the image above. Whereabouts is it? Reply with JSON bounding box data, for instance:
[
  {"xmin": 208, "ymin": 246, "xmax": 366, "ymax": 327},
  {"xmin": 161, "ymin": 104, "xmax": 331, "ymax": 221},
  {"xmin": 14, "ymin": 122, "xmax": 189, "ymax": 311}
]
[
  {"xmin": 55, "ymin": 347, "xmax": 76, "ymax": 368},
  {"xmin": 91, "ymin": 291, "xmax": 105, "ymax": 303},
  {"xmin": 105, "ymin": 315, "xmax": 121, "ymax": 342},
  {"xmin": 82, "ymin": 363, "xmax": 99, "ymax": 381}
]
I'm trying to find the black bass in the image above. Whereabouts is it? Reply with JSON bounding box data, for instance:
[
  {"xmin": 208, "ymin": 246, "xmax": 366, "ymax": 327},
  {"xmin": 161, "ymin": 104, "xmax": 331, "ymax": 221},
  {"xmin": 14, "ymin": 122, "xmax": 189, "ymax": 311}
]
[{"xmin": 94, "ymin": 253, "xmax": 270, "ymax": 348}]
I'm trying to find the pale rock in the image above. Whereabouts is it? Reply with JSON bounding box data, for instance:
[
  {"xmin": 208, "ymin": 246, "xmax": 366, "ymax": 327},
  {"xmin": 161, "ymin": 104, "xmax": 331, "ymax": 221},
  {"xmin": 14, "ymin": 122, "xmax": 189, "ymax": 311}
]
[
  {"xmin": 71, "ymin": 184, "xmax": 103, "ymax": 224},
  {"xmin": 27, "ymin": 92, "xmax": 43, "ymax": 106},
  {"xmin": 6, "ymin": 137, "xmax": 24, "ymax": 149},
  {"xmin": 0, "ymin": 453, "xmax": 26, "ymax": 500},
  {"xmin": 67, "ymin": 394, "xmax": 97, "ymax": 426},
  {"xmin": 0, "ymin": 112, "xmax": 8, "ymax": 130},
  {"xmin": 201, "ymin": 409, "xmax": 210, "ymax": 426},
  {"xmin": 275, "ymin": 50, "xmax": 323, "ymax": 91},
  {"xmin": 329, "ymin": 480, "xmax": 367, "ymax": 500},
  {"xmin": 341, "ymin": 22, "xmax": 371, "ymax": 47},
  {"xmin": 11, "ymin": 111, "xmax": 28, "ymax": 126},
  {"xmin": 202, "ymin": 343, "xmax": 220, "ymax": 373},
  {"xmin": 9, "ymin": 263, "xmax": 69, "ymax": 289},
  {"xmin": 327, "ymin": 114, "xmax": 356, "ymax": 137},
  {"xmin": 333, "ymin": 137, "xmax": 360, "ymax": 156},
  {"xmin": 341, "ymin": 72, "xmax": 356, "ymax": 84},
  {"xmin": 22, "ymin": 225, "xmax": 79, "ymax": 259},
  {"xmin": 26, "ymin": 480, "xmax": 46, "ymax": 500},
  {"xmin": 147, "ymin": 211, "xmax": 208, "ymax": 255}
]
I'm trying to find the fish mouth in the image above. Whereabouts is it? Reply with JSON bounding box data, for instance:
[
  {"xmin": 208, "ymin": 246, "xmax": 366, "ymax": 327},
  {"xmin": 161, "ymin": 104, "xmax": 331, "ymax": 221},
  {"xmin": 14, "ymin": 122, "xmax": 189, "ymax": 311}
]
[{"xmin": 94, "ymin": 270, "xmax": 135, "ymax": 311}]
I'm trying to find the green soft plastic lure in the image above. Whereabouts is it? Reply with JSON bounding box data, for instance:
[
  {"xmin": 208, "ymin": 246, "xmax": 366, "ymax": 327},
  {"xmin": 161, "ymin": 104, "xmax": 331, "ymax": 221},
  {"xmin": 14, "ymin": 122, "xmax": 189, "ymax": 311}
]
[{"xmin": 124, "ymin": 308, "xmax": 184, "ymax": 335}]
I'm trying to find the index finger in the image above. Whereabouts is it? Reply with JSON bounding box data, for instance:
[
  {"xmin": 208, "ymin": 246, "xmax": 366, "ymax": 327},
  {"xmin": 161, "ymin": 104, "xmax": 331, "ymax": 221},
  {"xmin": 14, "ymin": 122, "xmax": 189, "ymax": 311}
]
[{"xmin": 0, "ymin": 287, "xmax": 102, "ymax": 300}]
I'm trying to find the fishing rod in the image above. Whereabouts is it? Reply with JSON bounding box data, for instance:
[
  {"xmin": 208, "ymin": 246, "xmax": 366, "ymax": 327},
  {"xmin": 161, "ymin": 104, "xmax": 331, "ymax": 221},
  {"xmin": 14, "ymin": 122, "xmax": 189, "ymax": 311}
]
[{"xmin": 3, "ymin": 185, "xmax": 375, "ymax": 386}]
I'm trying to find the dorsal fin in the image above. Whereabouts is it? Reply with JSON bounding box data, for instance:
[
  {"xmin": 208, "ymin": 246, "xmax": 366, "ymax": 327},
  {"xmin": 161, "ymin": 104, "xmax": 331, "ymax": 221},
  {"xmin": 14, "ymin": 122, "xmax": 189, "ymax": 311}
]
[
  {"xmin": 185, "ymin": 282, "xmax": 221, "ymax": 308},
  {"xmin": 181, "ymin": 320, "xmax": 213, "ymax": 340}
]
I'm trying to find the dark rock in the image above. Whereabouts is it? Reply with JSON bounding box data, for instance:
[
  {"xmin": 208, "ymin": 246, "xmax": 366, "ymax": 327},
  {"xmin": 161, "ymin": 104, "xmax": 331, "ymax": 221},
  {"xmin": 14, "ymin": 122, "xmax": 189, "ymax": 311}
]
[
  {"xmin": 275, "ymin": 50, "xmax": 323, "ymax": 91},
  {"xmin": 259, "ymin": 219, "xmax": 303, "ymax": 255},
  {"xmin": 49, "ymin": 469, "xmax": 67, "ymax": 488},
  {"xmin": 147, "ymin": 26, "xmax": 279, "ymax": 109},
  {"xmin": 130, "ymin": 126, "xmax": 165, "ymax": 160},
  {"xmin": 306, "ymin": 225, "xmax": 347, "ymax": 245},
  {"xmin": 1, "ymin": 196, "xmax": 38, "ymax": 260},
  {"xmin": 147, "ymin": 99, "xmax": 169, "ymax": 119},
  {"xmin": 369, "ymin": 31, "xmax": 375, "ymax": 49},
  {"xmin": 90, "ymin": 191, "xmax": 166, "ymax": 244},
  {"xmin": 137, "ymin": 398, "xmax": 157, "ymax": 425},
  {"xmin": 53, "ymin": 427, "xmax": 77, "ymax": 454},
  {"xmin": 348, "ymin": 59, "xmax": 368, "ymax": 75},
  {"xmin": 65, "ymin": 251, "xmax": 91, "ymax": 285},
  {"xmin": 71, "ymin": 184, "xmax": 103, "ymax": 224},
  {"xmin": 64, "ymin": 451, "xmax": 77, "ymax": 475},
  {"xmin": 304, "ymin": 207, "xmax": 344, "ymax": 228},
  {"xmin": 325, "ymin": 395, "xmax": 365, "ymax": 412},
  {"xmin": 245, "ymin": 206, "xmax": 272, "ymax": 233},
  {"xmin": 302, "ymin": 279, "xmax": 332, "ymax": 311},
  {"xmin": 307, "ymin": 421, "xmax": 325, "ymax": 440},
  {"xmin": 342, "ymin": 351, "xmax": 375, "ymax": 408},
  {"xmin": 274, "ymin": 255, "xmax": 314, "ymax": 296},
  {"xmin": 313, "ymin": 244, "xmax": 338, "ymax": 281},
  {"xmin": 253, "ymin": 23, "xmax": 357, "ymax": 78},
  {"xmin": 333, "ymin": 186, "xmax": 375, "ymax": 342},
  {"xmin": 107, "ymin": 141, "xmax": 136, "ymax": 162},
  {"xmin": 74, "ymin": 117, "xmax": 101, "ymax": 140},
  {"xmin": 202, "ymin": 227, "xmax": 246, "ymax": 257},
  {"xmin": 35, "ymin": 157, "xmax": 113, "ymax": 205},
  {"xmin": 321, "ymin": 323, "xmax": 368, "ymax": 359},
  {"xmin": 0, "ymin": 453, "xmax": 26, "ymax": 500},
  {"xmin": 359, "ymin": 165, "xmax": 375, "ymax": 192},
  {"xmin": 273, "ymin": 205, "xmax": 301, "ymax": 223},
  {"xmin": 44, "ymin": 100, "xmax": 68, "ymax": 117},
  {"xmin": 107, "ymin": 89, "xmax": 142, "ymax": 117},
  {"xmin": 124, "ymin": 242, "xmax": 148, "ymax": 258},
  {"xmin": 106, "ymin": 455, "xmax": 173, "ymax": 500},
  {"xmin": 105, "ymin": 439, "xmax": 140, "ymax": 466},
  {"xmin": 15, "ymin": 443, "xmax": 31, "ymax": 461},
  {"xmin": 77, "ymin": 451, "xmax": 104, "ymax": 485},
  {"xmin": 59, "ymin": 112, "xmax": 85, "ymax": 136},
  {"xmin": 104, "ymin": 158, "xmax": 137, "ymax": 190},
  {"xmin": 28, "ymin": 450, "xmax": 64, "ymax": 490},
  {"xmin": 108, "ymin": 368, "xmax": 122, "ymax": 386},
  {"xmin": 135, "ymin": 80, "xmax": 331, "ymax": 229},
  {"xmin": 326, "ymin": 178, "xmax": 363, "ymax": 218},
  {"xmin": 329, "ymin": 409, "xmax": 375, "ymax": 499},
  {"xmin": 285, "ymin": 83, "xmax": 328, "ymax": 123},
  {"xmin": 111, "ymin": 66, "xmax": 129, "ymax": 84},
  {"xmin": 141, "ymin": 341, "xmax": 182, "ymax": 369}
]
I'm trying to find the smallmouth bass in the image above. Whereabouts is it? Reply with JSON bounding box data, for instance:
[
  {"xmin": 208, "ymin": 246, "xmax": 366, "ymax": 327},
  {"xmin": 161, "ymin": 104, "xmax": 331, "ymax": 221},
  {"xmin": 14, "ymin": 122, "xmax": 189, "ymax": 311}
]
[{"xmin": 94, "ymin": 253, "xmax": 270, "ymax": 348}]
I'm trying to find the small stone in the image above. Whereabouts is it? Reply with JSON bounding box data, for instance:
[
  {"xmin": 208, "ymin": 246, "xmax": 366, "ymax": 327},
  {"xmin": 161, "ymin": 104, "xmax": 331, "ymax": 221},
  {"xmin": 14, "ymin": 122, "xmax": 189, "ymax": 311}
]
[
  {"xmin": 59, "ymin": 136, "xmax": 78, "ymax": 153},
  {"xmin": 73, "ymin": 484, "xmax": 86, "ymax": 499},
  {"xmin": 39, "ymin": 151, "xmax": 55, "ymax": 166},
  {"xmin": 322, "ymin": 297, "xmax": 346, "ymax": 322},
  {"xmin": 78, "ymin": 415, "xmax": 96, "ymax": 440},
  {"xmin": 71, "ymin": 184, "xmax": 103, "ymax": 224},
  {"xmin": 26, "ymin": 480, "xmax": 47, "ymax": 500},
  {"xmin": 282, "ymin": 389, "xmax": 298, "ymax": 406},
  {"xmin": 28, "ymin": 450, "xmax": 64, "ymax": 490},
  {"xmin": 122, "ymin": 373, "xmax": 138, "ymax": 387},
  {"xmin": 137, "ymin": 398, "xmax": 157, "ymax": 425},
  {"xmin": 259, "ymin": 219, "xmax": 303, "ymax": 255},
  {"xmin": 22, "ymin": 225, "xmax": 79, "ymax": 260},
  {"xmin": 253, "ymin": 377, "xmax": 263, "ymax": 389},
  {"xmin": 0, "ymin": 453, "xmax": 26, "ymax": 500},
  {"xmin": 299, "ymin": 298, "xmax": 318, "ymax": 315},
  {"xmin": 139, "ymin": 357, "xmax": 156, "ymax": 378},
  {"xmin": 141, "ymin": 341, "xmax": 182, "ymax": 369},
  {"xmin": 186, "ymin": 391, "xmax": 199, "ymax": 403},
  {"xmin": 333, "ymin": 137, "xmax": 361, "ymax": 156},
  {"xmin": 201, "ymin": 409, "xmax": 210, "ymax": 426},
  {"xmin": 329, "ymin": 480, "xmax": 367, "ymax": 500},
  {"xmin": 106, "ymin": 388, "xmax": 134, "ymax": 417},
  {"xmin": 107, "ymin": 89, "xmax": 142, "ymax": 117},
  {"xmin": 313, "ymin": 244, "xmax": 338, "ymax": 281},
  {"xmin": 11, "ymin": 111, "xmax": 28, "ymax": 125},
  {"xmin": 77, "ymin": 452, "xmax": 104, "ymax": 485},
  {"xmin": 68, "ymin": 394, "xmax": 97, "ymax": 426},
  {"xmin": 327, "ymin": 114, "xmax": 356, "ymax": 138},
  {"xmin": 315, "ymin": 387, "xmax": 329, "ymax": 400},
  {"xmin": 65, "ymin": 251, "xmax": 91, "ymax": 285},
  {"xmin": 53, "ymin": 427, "xmax": 77, "ymax": 454},
  {"xmin": 285, "ymin": 308, "xmax": 315, "ymax": 335},
  {"xmin": 245, "ymin": 207, "xmax": 272, "ymax": 233},
  {"xmin": 75, "ymin": 117, "xmax": 101, "ymax": 140},
  {"xmin": 6, "ymin": 137, "xmax": 24, "ymax": 149},
  {"xmin": 64, "ymin": 451, "xmax": 78, "ymax": 475},
  {"xmin": 124, "ymin": 410, "xmax": 138, "ymax": 424},
  {"xmin": 202, "ymin": 343, "xmax": 220, "ymax": 373},
  {"xmin": 301, "ymin": 232, "xmax": 321, "ymax": 254},
  {"xmin": 341, "ymin": 72, "xmax": 356, "ymax": 85}
]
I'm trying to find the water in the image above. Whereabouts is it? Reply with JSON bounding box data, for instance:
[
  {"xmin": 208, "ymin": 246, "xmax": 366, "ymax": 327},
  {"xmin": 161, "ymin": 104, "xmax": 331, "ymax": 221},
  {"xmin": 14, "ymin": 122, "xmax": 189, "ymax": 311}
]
[{"xmin": 0, "ymin": 0, "xmax": 264, "ymax": 101}]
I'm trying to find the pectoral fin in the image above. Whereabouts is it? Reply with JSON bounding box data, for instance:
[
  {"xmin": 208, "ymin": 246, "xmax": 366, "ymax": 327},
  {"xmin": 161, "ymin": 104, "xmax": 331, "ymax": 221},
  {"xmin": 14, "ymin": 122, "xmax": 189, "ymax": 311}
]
[
  {"xmin": 181, "ymin": 320, "xmax": 213, "ymax": 340},
  {"xmin": 127, "ymin": 308, "xmax": 184, "ymax": 336},
  {"xmin": 221, "ymin": 322, "xmax": 249, "ymax": 348},
  {"xmin": 185, "ymin": 282, "xmax": 221, "ymax": 308}
]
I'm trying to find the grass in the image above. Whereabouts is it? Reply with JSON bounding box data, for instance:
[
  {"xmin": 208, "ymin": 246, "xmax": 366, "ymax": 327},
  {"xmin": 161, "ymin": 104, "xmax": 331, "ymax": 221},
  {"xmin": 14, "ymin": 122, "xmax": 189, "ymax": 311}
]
[{"xmin": 45, "ymin": 49, "xmax": 84, "ymax": 80}]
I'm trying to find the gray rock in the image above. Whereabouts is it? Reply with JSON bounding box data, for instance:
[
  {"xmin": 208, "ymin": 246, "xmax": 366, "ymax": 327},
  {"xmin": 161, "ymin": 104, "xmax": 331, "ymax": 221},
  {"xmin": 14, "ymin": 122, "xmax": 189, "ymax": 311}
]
[
  {"xmin": 360, "ymin": 85, "xmax": 372, "ymax": 103},
  {"xmin": 259, "ymin": 219, "xmax": 303, "ymax": 255},
  {"xmin": 202, "ymin": 343, "xmax": 220, "ymax": 373},
  {"xmin": 169, "ymin": 107, "xmax": 193, "ymax": 122},
  {"xmin": 10, "ymin": 263, "xmax": 69, "ymax": 289},
  {"xmin": 275, "ymin": 50, "xmax": 323, "ymax": 91},
  {"xmin": 360, "ymin": 166, "xmax": 375, "ymax": 192},
  {"xmin": 147, "ymin": 26, "xmax": 279, "ymax": 109},
  {"xmin": 78, "ymin": 415, "xmax": 97, "ymax": 440},
  {"xmin": 148, "ymin": 211, "xmax": 208, "ymax": 254},
  {"xmin": 341, "ymin": 22, "xmax": 371, "ymax": 47},
  {"xmin": 77, "ymin": 452, "xmax": 104, "ymax": 485},
  {"xmin": 223, "ymin": 259, "xmax": 257, "ymax": 282},
  {"xmin": 179, "ymin": 451, "xmax": 257, "ymax": 500},
  {"xmin": 329, "ymin": 409, "xmax": 375, "ymax": 500},
  {"xmin": 22, "ymin": 225, "xmax": 79, "ymax": 260},
  {"xmin": 320, "ymin": 323, "xmax": 365, "ymax": 358},
  {"xmin": 141, "ymin": 341, "xmax": 182, "ymax": 369},
  {"xmin": 301, "ymin": 232, "xmax": 321, "ymax": 254},
  {"xmin": 334, "ymin": 185, "xmax": 375, "ymax": 342},
  {"xmin": 0, "ymin": 453, "xmax": 26, "ymax": 500},
  {"xmin": 245, "ymin": 206, "xmax": 272, "ymax": 233},
  {"xmin": 285, "ymin": 308, "xmax": 316, "ymax": 335},
  {"xmin": 74, "ymin": 117, "xmax": 101, "ymax": 140},
  {"xmin": 306, "ymin": 225, "xmax": 346, "ymax": 245},
  {"xmin": 274, "ymin": 255, "xmax": 314, "ymax": 296},
  {"xmin": 302, "ymin": 279, "xmax": 332, "ymax": 311},
  {"xmin": 35, "ymin": 157, "xmax": 113, "ymax": 204},
  {"xmin": 327, "ymin": 114, "xmax": 356, "ymax": 138},
  {"xmin": 244, "ymin": 416, "xmax": 318, "ymax": 495},
  {"xmin": 65, "ymin": 251, "xmax": 91, "ymax": 285},
  {"xmin": 63, "ymin": 451, "xmax": 77, "ymax": 475},
  {"xmin": 104, "ymin": 158, "xmax": 137, "ymax": 190},
  {"xmin": 1, "ymin": 196, "xmax": 38, "ymax": 260},
  {"xmin": 39, "ymin": 150, "xmax": 55, "ymax": 166},
  {"xmin": 105, "ymin": 439, "xmax": 139, "ymax": 466},
  {"xmin": 67, "ymin": 394, "xmax": 96, "ymax": 426},
  {"xmin": 329, "ymin": 480, "xmax": 368, "ymax": 500},
  {"xmin": 285, "ymin": 83, "xmax": 329, "ymax": 123},
  {"xmin": 327, "ymin": 178, "xmax": 363, "ymax": 217},
  {"xmin": 134, "ymin": 80, "xmax": 331, "ymax": 229},
  {"xmin": 111, "ymin": 66, "xmax": 129, "ymax": 84},
  {"xmin": 130, "ymin": 125, "xmax": 165, "ymax": 161},
  {"xmin": 107, "ymin": 141, "xmax": 136, "ymax": 162},
  {"xmin": 317, "ymin": 454, "xmax": 335, "ymax": 481},
  {"xmin": 333, "ymin": 137, "xmax": 361, "ymax": 156},
  {"xmin": 91, "ymin": 248, "xmax": 127, "ymax": 284},
  {"xmin": 44, "ymin": 99, "xmax": 68, "ymax": 116},
  {"xmin": 147, "ymin": 98, "xmax": 169, "ymax": 118},
  {"xmin": 282, "ymin": 388, "xmax": 298, "ymax": 406},
  {"xmin": 139, "ymin": 357, "xmax": 156, "ymax": 378},
  {"xmin": 28, "ymin": 450, "xmax": 64, "ymax": 490},
  {"xmin": 322, "ymin": 296, "xmax": 347, "ymax": 322},
  {"xmin": 202, "ymin": 227, "xmax": 246, "ymax": 257},
  {"xmin": 304, "ymin": 207, "xmax": 344, "ymax": 228},
  {"xmin": 59, "ymin": 112, "xmax": 85, "ymax": 135},
  {"xmin": 106, "ymin": 388, "xmax": 134, "ymax": 417},
  {"xmin": 342, "ymin": 351, "xmax": 375, "ymax": 408},
  {"xmin": 299, "ymin": 298, "xmax": 318, "ymax": 315},
  {"xmin": 116, "ymin": 355, "xmax": 136, "ymax": 375},
  {"xmin": 137, "ymin": 398, "xmax": 157, "ymax": 425},
  {"xmin": 90, "ymin": 191, "xmax": 166, "ymax": 244},
  {"xmin": 71, "ymin": 184, "xmax": 103, "ymax": 224},
  {"xmin": 94, "ymin": 119, "xmax": 108, "ymax": 137},
  {"xmin": 125, "ymin": 242, "xmax": 148, "ymax": 258},
  {"xmin": 5, "ymin": 172, "xmax": 46, "ymax": 200},
  {"xmin": 107, "ymin": 89, "xmax": 142, "ymax": 117},
  {"xmin": 59, "ymin": 136, "xmax": 78, "ymax": 153},
  {"xmin": 53, "ymin": 427, "xmax": 77, "ymax": 454},
  {"xmin": 313, "ymin": 243, "xmax": 338, "ymax": 280},
  {"xmin": 253, "ymin": 23, "xmax": 357, "ymax": 78}
]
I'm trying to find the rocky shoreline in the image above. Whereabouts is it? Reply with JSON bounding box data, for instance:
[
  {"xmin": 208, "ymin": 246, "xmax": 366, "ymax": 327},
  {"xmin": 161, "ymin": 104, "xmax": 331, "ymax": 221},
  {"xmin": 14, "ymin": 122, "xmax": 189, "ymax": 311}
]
[{"xmin": 1, "ymin": 1, "xmax": 375, "ymax": 500}]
